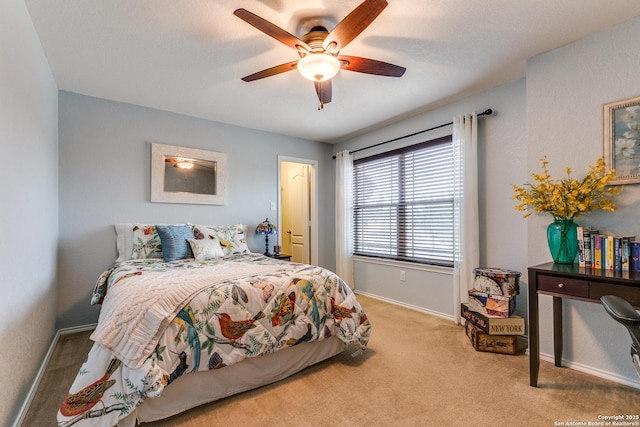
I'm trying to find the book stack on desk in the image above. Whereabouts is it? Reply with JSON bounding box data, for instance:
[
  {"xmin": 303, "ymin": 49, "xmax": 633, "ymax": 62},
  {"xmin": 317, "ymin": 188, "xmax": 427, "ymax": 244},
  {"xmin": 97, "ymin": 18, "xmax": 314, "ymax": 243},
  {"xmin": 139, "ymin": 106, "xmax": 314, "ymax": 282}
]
[
  {"xmin": 577, "ymin": 226, "xmax": 638, "ymax": 271},
  {"xmin": 462, "ymin": 268, "xmax": 524, "ymax": 355}
]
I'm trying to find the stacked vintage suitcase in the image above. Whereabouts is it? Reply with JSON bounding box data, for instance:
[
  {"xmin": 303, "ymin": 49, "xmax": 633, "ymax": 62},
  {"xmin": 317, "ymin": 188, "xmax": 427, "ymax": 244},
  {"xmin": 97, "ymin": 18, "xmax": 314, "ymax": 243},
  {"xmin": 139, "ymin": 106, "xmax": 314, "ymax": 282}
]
[{"xmin": 462, "ymin": 268, "xmax": 524, "ymax": 355}]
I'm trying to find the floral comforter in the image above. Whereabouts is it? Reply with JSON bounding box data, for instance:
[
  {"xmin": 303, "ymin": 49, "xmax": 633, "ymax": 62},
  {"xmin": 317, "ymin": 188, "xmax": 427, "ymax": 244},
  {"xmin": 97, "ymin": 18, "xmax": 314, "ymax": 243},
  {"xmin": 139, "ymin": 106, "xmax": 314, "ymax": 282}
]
[{"xmin": 57, "ymin": 254, "xmax": 371, "ymax": 427}]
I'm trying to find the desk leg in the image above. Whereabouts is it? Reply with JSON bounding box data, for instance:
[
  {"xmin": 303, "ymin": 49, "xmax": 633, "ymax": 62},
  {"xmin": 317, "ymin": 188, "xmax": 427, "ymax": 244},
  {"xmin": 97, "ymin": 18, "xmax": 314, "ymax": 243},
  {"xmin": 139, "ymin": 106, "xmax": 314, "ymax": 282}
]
[
  {"xmin": 528, "ymin": 272, "xmax": 539, "ymax": 387},
  {"xmin": 553, "ymin": 296, "xmax": 563, "ymax": 367}
]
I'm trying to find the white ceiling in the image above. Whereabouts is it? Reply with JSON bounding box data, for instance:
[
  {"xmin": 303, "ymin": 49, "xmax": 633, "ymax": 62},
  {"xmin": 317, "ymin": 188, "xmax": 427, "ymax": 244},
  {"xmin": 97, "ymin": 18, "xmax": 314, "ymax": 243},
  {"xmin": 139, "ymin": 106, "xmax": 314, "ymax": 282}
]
[{"xmin": 24, "ymin": 0, "xmax": 640, "ymax": 143}]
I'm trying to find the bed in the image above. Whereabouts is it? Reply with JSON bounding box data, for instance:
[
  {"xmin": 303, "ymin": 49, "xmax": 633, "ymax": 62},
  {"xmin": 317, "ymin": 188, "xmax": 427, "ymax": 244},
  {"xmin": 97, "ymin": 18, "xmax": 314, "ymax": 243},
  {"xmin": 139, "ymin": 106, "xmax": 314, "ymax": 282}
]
[{"xmin": 57, "ymin": 223, "xmax": 371, "ymax": 427}]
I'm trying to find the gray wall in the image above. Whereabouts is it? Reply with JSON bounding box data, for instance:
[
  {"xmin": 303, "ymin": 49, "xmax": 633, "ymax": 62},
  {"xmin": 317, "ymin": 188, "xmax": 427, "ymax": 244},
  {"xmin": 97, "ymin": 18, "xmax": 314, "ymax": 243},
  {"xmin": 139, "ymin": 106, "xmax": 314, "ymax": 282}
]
[
  {"xmin": 526, "ymin": 16, "xmax": 640, "ymax": 385},
  {"xmin": 57, "ymin": 92, "xmax": 334, "ymax": 329},
  {"xmin": 1, "ymin": 0, "xmax": 59, "ymax": 425}
]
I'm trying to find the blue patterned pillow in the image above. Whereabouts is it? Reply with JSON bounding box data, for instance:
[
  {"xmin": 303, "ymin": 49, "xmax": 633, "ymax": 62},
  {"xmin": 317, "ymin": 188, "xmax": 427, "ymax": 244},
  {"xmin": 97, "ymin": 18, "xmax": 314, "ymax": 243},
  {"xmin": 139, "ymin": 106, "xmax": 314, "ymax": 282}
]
[{"xmin": 156, "ymin": 225, "xmax": 195, "ymax": 262}]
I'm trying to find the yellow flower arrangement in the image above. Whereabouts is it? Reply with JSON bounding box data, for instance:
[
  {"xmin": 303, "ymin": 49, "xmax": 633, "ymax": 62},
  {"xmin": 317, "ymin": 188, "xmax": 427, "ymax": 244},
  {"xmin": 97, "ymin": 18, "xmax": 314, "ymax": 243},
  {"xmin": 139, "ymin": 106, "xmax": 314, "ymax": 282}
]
[{"xmin": 512, "ymin": 156, "xmax": 621, "ymax": 219}]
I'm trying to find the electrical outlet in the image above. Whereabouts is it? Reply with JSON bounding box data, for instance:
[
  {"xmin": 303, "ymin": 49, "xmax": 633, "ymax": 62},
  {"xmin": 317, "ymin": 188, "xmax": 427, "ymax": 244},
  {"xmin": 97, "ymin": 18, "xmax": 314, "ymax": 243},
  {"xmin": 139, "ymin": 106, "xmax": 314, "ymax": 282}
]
[{"xmin": 400, "ymin": 270, "xmax": 406, "ymax": 281}]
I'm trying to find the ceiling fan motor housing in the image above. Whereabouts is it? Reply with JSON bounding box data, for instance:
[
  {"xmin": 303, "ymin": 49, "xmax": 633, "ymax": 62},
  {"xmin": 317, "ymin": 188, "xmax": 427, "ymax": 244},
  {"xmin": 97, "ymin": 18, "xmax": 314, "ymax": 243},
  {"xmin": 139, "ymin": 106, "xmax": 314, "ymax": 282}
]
[
  {"xmin": 297, "ymin": 26, "xmax": 341, "ymax": 81},
  {"xmin": 299, "ymin": 26, "xmax": 338, "ymax": 56}
]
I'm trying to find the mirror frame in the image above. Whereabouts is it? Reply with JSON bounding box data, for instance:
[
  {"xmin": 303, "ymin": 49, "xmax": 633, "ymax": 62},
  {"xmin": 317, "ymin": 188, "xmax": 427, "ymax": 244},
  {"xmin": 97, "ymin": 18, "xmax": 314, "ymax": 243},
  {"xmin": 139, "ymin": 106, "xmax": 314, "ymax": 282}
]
[{"xmin": 151, "ymin": 142, "xmax": 226, "ymax": 205}]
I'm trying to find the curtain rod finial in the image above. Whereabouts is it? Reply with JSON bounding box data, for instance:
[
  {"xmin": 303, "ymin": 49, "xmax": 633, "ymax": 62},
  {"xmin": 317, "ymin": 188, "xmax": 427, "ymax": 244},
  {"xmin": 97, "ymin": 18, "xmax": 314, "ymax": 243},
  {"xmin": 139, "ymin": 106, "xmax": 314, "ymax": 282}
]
[{"xmin": 483, "ymin": 108, "xmax": 493, "ymax": 116}]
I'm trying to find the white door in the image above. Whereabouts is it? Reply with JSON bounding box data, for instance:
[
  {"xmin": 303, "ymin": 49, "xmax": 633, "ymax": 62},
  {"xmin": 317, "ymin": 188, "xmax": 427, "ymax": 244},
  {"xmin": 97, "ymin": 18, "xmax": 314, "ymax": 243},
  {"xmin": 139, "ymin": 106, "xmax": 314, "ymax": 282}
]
[{"xmin": 281, "ymin": 162, "xmax": 311, "ymax": 263}]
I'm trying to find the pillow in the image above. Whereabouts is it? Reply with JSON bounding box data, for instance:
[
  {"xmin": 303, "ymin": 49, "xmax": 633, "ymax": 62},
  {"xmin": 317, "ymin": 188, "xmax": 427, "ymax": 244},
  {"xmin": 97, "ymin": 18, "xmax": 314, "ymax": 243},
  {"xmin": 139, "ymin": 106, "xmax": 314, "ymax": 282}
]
[
  {"xmin": 115, "ymin": 223, "xmax": 135, "ymax": 262},
  {"xmin": 188, "ymin": 238, "xmax": 224, "ymax": 261},
  {"xmin": 192, "ymin": 224, "xmax": 249, "ymax": 256},
  {"xmin": 156, "ymin": 225, "xmax": 195, "ymax": 262},
  {"xmin": 131, "ymin": 224, "xmax": 163, "ymax": 259}
]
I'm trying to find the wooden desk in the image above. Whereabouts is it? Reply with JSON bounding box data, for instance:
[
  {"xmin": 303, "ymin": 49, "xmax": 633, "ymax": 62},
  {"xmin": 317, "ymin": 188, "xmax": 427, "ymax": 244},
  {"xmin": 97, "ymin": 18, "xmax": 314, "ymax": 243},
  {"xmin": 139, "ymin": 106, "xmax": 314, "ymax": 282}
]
[{"xmin": 528, "ymin": 262, "xmax": 640, "ymax": 387}]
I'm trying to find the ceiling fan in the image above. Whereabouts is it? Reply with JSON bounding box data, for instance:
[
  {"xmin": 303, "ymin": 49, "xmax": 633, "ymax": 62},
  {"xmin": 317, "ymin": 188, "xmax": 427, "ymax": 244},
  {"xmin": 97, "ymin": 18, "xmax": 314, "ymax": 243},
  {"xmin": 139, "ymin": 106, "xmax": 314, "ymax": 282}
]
[{"xmin": 234, "ymin": 0, "xmax": 406, "ymax": 109}]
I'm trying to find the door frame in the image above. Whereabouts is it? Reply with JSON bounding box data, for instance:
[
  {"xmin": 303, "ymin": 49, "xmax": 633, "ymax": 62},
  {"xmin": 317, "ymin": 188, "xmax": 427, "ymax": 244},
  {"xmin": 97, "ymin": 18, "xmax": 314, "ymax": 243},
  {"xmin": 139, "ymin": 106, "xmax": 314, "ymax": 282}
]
[{"xmin": 277, "ymin": 156, "xmax": 318, "ymax": 266}]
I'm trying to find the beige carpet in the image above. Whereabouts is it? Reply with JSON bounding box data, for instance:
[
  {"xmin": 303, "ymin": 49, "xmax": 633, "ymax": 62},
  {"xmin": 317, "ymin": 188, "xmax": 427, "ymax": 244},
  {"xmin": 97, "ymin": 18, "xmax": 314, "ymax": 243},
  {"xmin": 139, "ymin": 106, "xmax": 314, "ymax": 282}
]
[{"xmin": 23, "ymin": 295, "xmax": 640, "ymax": 427}]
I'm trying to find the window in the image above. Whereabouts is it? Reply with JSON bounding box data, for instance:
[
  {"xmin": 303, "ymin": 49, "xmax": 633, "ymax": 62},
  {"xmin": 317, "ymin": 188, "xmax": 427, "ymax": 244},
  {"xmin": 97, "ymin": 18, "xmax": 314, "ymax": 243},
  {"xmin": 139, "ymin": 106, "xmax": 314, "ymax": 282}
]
[{"xmin": 352, "ymin": 136, "xmax": 454, "ymax": 267}]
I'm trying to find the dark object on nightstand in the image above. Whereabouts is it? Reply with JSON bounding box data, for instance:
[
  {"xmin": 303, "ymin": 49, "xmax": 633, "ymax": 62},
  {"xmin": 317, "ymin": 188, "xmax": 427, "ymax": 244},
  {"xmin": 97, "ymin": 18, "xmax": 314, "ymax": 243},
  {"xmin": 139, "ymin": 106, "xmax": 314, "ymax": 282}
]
[
  {"xmin": 600, "ymin": 295, "xmax": 640, "ymax": 378},
  {"xmin": 270, "ymin": 254, "xmax": 291, "ymax": 261}
]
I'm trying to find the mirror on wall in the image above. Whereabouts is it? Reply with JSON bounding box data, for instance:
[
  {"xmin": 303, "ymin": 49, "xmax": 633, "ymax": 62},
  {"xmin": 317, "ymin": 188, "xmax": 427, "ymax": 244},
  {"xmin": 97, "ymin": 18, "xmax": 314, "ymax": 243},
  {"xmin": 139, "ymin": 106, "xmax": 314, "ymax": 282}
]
[{"xmin": 151, "ymin": 142, "xmax": 226, "ymax": 205}]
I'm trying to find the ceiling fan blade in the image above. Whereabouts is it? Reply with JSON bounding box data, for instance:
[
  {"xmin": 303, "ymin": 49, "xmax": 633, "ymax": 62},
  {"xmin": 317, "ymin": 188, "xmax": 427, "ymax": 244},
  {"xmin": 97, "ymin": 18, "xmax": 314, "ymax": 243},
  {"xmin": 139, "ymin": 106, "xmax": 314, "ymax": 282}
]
[
  {"xmin": 323, "ymin": 0, "xmax": 388, "ymax": 52},
  {"xmin": 234, "ymin": 8, "xmax": 311, "ymax": 53},
  {"xmin": 241, "ymin": 60, "xmax": 299, "ymax": 82},
  {"xmin": 314, "ymin": 80, "xmax": 332, "ymax": 105},
  {"xmin": 338, "ymin": 55, "xmax": 405, "ymax": 77}
]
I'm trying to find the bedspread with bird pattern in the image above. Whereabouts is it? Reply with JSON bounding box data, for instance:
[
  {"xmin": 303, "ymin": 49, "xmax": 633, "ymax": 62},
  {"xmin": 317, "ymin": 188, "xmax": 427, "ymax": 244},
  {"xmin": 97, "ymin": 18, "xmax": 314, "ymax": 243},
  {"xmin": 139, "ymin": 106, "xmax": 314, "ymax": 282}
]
[{"xmin": 57, "ymin": 253, "xmax": 371, "ymax": 427}]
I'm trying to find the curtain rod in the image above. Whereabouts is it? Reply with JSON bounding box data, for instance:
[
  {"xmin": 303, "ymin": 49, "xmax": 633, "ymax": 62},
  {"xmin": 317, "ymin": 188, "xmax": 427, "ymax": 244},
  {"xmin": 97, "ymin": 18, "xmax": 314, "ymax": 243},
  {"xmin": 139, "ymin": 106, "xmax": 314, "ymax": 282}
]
[{"xmin": 332, "ymin": 108, "xmax": 493, "ymax": 159}]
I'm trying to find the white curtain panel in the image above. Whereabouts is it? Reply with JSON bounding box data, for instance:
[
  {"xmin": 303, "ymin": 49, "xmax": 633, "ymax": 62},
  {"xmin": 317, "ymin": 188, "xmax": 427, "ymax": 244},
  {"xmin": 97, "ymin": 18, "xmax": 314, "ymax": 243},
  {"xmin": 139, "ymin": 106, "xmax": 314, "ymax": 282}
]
[
  {"xmin": 452, "ymin": 113, "xmax": 480, "ymax": 324},
  {"xmin": 335, "ymin": 150, "xmax": 354, "ymax": 289}
]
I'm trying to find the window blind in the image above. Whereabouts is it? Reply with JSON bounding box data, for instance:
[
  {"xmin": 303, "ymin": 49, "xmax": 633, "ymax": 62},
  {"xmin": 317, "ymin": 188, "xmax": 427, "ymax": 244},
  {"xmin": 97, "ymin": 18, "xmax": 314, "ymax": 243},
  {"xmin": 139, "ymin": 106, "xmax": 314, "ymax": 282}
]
[{"xmin": 353, "ymin": 136, "xmax": 454, "ymax": 266}]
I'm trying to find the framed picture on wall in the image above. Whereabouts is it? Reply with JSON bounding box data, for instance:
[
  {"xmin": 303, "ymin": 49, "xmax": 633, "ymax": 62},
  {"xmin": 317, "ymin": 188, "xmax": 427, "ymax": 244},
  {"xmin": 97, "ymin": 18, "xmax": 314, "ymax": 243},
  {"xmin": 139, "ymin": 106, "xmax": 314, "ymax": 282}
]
[
  {"xmin": 150, "ymin": 142, "xmax": 227, "ymax": 205},
  {"xmin": 603, "ymin": 94, "xmax": 640, "ymax": 184}
]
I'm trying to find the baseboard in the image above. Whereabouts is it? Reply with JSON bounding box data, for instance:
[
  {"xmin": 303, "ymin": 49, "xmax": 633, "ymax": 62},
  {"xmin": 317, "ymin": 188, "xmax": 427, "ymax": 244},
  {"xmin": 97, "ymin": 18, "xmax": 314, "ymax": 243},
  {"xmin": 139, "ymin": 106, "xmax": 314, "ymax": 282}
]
[
  {"xmin": 59, "ymin": 323, "xmax": 98, "ymax": 335},
  {"xmin": 13, "ymin": 323, "xmax": 97, "ymax": 427},
  {"xmin": 354, "ymin": 290, "xmax": 455, "ymax": 321},
  {"xmin": 539, "ymin": 352, "xmax": 640, "ymax": 390}
]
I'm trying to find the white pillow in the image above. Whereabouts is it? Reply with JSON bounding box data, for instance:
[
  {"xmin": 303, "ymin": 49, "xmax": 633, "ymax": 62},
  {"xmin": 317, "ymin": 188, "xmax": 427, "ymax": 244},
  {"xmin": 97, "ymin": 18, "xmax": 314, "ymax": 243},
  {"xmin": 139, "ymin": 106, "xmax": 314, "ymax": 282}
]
[
  {"xmin": 188, "ymin": 238, "xmax": 225, "ymax": 261},
  {"xmin": 115, "ymin": 223, "xmax": 134, "ymax": 262}
]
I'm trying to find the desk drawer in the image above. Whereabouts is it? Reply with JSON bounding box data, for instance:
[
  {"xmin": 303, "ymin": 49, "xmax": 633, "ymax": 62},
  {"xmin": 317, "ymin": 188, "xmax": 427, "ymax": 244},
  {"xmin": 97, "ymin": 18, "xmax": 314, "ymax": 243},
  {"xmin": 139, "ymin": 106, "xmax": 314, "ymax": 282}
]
[
  {"xmin": 538, "ymin": 275, "xmax": 589, "ymax": 297},
  {"xmin": 590, "ymin": 282, "xmax": 640, "ymax": 307}
]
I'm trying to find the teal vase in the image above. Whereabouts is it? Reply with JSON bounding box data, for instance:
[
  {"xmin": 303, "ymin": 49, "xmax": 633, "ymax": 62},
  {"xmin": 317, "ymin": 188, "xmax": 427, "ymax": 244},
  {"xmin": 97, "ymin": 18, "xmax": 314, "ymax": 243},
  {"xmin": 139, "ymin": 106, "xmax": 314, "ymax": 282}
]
[{"xmin": 547, "ymin": 219, "xmax": 579, "ymax": 264}]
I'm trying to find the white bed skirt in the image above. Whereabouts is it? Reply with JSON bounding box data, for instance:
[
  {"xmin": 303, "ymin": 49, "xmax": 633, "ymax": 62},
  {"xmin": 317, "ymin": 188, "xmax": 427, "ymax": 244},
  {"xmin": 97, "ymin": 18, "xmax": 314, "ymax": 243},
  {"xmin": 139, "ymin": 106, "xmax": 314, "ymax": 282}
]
[{"xmin": 118, "ymin": 336, "xmax": 346, "ymax": 426}]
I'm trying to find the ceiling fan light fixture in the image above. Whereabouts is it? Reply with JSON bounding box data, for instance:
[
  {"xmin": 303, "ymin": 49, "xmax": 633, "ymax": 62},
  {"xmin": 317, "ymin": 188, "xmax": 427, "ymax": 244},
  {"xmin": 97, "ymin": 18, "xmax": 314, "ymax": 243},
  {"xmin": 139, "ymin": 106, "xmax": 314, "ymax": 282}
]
[{"xmin": 297, "ymin": 54, "xmax": 340, "ymax": 82}]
